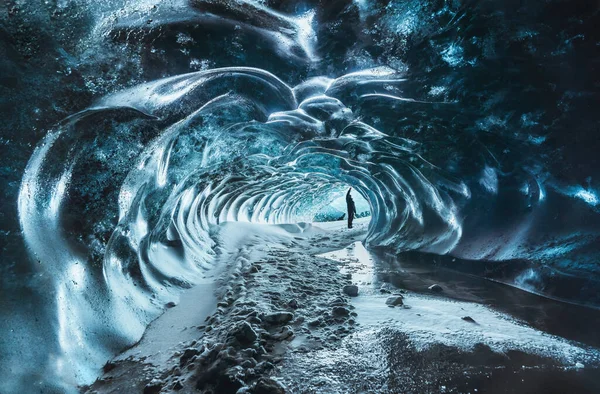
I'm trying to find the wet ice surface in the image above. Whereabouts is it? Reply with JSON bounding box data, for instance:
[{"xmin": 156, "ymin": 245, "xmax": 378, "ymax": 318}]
[
  {"xmin": 89, "ymin": 218, "xmax": 600, "ymax": 393},
  {"xmin": 321, "ymin": 242, "xmax": 598, "ymax": 361},
  {"xmin": 278, "ymin": 242, "xmax": 600, "ymax": 393}
]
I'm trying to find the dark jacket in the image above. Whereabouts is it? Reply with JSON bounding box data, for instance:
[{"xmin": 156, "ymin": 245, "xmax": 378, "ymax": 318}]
[{"xmin": 346, "ymin": 190, "xmax": 357, "ymax": 215}]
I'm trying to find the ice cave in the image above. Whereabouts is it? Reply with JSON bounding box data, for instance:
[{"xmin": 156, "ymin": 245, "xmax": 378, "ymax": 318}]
[{"xmin": 1, "ymin": 0, "xmax": 599, "ymax": 393}]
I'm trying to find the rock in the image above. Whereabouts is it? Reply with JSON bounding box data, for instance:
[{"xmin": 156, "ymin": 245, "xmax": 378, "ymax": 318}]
[
  {"xmin": 257, "ymin": 345, "xmax": 267, "ymax": 355},
  {"xmin": 165, "ymin": 301, "xmax": 177, "ymax": 308},
  {"xmin": 102, "ymin": 361, "xmax": 116, "ymax": 373},
  {"xmin": 241, "ymin": 359, "xmax": 257, "ymax": 369},
  {"xmin": 379, "ymin": 288, "xmax": 391, "ymax": 294},
  {"xmin": 180, "ymin": 348, "xmax": 200, "ymax": 366},
  {"xmin": 246, "ymin": 316, "xmax": 262, "ymax": 325},
  {"xmin": 461, "ymin": 316, "xmax": 476, "ymax": 323},
  {"xmin": 385, "ymin": 296, "xmax": 404, "ymax": 306},
  {"xmin": 428, "ymin": 284, "xmax": 443, "ymax": 292},
  {"xmin": 171, "ymin": 381, "xmax": 183, "ymax": 391},
  {"xmin": 254, "ymin": 361, "xmax": 275, "ymax": 373},
  {"xmin": 268, "ymin": 325, "xmax": 294, "ymax": 341},
  {"xmin": 575, "ymin": 362, "xmax": 585, "ymax": 369},
  {"xmin": 252, "ymin": 377, "xmax": 286, "ymax": 394},
  {"xmin": 232, "ymin": 322, "xmax": 258, "ymax": 344},
  {"xmin": 143, "ymin": 379, "xmax": 163, "ymax": 394},
  {"xmin": 279, "ymin": 326, "xmax": 294, "ymax": 340},
  {"xmin": 329, "ymin": 297, "xmax": 346, "ymax": 306},
  {"xmin": 288, "ymin": 299, "xmax": 299, "ymax": 309},
  {"xmin": 332, "ymin": 306, "xmax": 350, "ymax": 316},
  {"xmin": 240, "ymin": 348, "xmax": 258, "ymax": 359},
  {"xmin": 263, "ymin": 312, "xmax": 294, "ymax": 325},
  {"xmin": 216, "ymin": 367, "xmax": 245, "ymax": 392},
  {"xmin": 343, "ymin": 285, "xmax": 359, "ymax": 297}
]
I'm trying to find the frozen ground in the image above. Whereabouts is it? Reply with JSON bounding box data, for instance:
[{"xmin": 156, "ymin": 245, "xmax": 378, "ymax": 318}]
[{"xmin": 85, "ymin": 218, "xmax": 600, "ymax": 393}]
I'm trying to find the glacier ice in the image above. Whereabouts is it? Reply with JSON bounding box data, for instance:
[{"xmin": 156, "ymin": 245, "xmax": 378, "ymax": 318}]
[{"xmin": 1, "ymin": 0, "xmax": 599, "ymax": 391}]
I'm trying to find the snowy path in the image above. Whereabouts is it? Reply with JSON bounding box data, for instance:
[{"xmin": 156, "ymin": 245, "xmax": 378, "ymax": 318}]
[
  {"xmin": 85, "ymin": 218, "xmax": 369, "ymax": 393},
  {"xmin": 86, "ymin": 218, "xmax": 600, "ymax": 393}
]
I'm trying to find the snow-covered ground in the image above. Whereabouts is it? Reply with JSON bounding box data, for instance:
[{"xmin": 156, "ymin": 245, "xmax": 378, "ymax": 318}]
[{"xmin": 85, "ymin": 218, "xmax": 600, "ymax": 393}]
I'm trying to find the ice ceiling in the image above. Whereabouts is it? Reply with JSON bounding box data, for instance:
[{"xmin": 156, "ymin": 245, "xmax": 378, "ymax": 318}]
[{"xmin": 1, "ymin": 0, "xmax": 599, "ymax": 392}]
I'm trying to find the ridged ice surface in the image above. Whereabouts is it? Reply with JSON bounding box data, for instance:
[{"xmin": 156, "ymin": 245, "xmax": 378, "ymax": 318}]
[
  {"xmin": 17, "ymin": 67, "xmax": 465, "ymax": 384},
  {"xmin": 2, "ymin": 0, "xmax": 599, "ymax": 392}
]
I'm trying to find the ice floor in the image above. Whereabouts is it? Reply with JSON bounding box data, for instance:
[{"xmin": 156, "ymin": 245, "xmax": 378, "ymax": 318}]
[{"xmin": 87, "ymin": 218, "xmax": 600, "ymax": 393}]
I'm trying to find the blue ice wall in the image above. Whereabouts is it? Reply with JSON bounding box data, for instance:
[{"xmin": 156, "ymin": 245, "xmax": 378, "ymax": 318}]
[{"xmin": 1, "ymin": 0, "xmax": 599, "ymax": 392}]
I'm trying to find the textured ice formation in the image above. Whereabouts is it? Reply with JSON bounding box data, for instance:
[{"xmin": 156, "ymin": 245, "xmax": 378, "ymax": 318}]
[
  {"xmin": 14, "ymin": 63, "xmax": 597, "ymax": 390},
  {"xmin": 2, "ymin": 0, "xmax": 599, "ymax": 392}
]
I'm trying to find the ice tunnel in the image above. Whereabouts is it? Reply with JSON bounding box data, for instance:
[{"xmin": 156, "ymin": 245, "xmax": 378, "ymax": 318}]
[{"xmin": 1, "ymin": 0, "xmax": 600, "ymax": 392}]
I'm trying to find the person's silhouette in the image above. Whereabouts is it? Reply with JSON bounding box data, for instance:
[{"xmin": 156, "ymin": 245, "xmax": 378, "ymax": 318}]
[{"xmin": 346, "ymin": 188, "xmax": 357, "ymax": 229}]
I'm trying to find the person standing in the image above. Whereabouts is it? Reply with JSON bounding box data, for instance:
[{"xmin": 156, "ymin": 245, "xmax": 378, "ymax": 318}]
[{"xmin": 346, "ymin": 188, "xmax": 357, "ymax": 228}]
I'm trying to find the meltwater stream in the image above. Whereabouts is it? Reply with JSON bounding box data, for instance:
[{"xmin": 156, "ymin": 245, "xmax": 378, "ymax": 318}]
[{"xmin": 1, "ymin": 0, "xmax": 599, "ymax": 392}]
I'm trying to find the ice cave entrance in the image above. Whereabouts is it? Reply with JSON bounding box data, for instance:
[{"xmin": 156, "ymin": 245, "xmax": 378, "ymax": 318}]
[{"xmin": 313, "ymin": 189, "xmax": 371, "ymax": 223}]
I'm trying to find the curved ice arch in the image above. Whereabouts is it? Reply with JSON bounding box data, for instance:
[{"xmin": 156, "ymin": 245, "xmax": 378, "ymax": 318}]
[{"xmin": 19, "ymin": 66, "xmax": 599, "ymax": 388}]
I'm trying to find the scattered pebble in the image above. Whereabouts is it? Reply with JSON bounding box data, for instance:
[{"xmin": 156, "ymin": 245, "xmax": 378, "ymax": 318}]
[
  {"xmin": 385, "ymin": 296, "xmax": 404, "ymax": 307},
  {"xmin": 288, "ymin": 299, "xmax": 299, "ymax": 309},
  {"xmin": 332, "ymin": 306, "xmax": 350, "ymax": 316},
  {"xmin": 343, "ymin": 284, "xmax": 359, "ymax": 297},
  {"xmin": 253, "ymin": 377, "xmax": 286, "ymax": 394},
  {"xmin": 232, "ymin": 321, "xmax": 258, "ymax": 344},
  {"xmin": 102, "ymin": 361, "xmax": 116, "ymax": 373},
  {"xmin": 428, "ymin": 284, "xmax": 443, "ymax": 292},
  {"xmin": 263, "ymin": 312, "xmax": 294, "ymax": 326},
  {"xmin": 143, "ymin": 378, "xmax": 163, "ymax": 394},
  {"xmin": 180, "ymin": 347, "xmax": 200, "ymax": 365}
]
